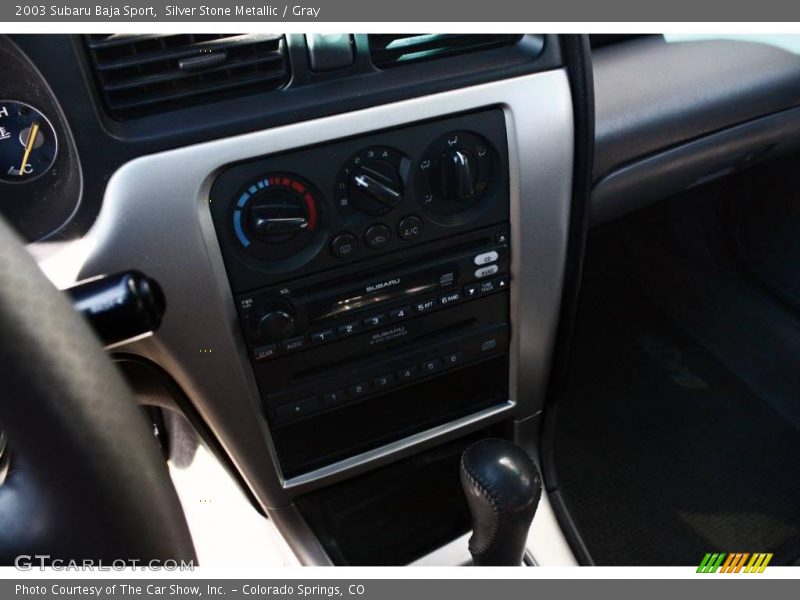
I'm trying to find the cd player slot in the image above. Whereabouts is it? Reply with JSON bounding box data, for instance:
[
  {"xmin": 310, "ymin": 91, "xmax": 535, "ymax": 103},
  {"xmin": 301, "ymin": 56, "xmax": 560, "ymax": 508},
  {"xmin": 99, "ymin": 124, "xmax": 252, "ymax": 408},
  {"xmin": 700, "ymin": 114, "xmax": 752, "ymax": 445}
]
[{"xmin": 292, "ymin": 318, "xmax": 479, "ymax": 380}]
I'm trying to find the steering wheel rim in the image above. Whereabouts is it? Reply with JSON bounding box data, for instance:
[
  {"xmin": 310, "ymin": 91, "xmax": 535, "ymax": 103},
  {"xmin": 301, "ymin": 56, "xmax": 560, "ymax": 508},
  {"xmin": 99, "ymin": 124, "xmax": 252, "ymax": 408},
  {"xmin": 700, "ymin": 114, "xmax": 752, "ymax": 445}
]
[{"xmin": 0, "ymin": 216, "xmax": 195, "ymax": 564}]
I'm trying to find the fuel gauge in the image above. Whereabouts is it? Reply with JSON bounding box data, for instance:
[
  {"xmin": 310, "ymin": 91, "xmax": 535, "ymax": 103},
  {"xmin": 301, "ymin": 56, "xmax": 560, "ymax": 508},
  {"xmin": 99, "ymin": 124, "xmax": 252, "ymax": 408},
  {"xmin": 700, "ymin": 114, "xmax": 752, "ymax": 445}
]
[{"xmin": 0, "ymin": 100, "xmax": 58, "ymax": 183}]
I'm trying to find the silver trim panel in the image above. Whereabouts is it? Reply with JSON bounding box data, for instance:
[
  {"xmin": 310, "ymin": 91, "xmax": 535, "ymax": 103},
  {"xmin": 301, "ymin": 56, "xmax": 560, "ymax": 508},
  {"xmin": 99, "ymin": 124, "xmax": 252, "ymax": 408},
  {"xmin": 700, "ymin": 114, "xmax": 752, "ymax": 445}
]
[{"xmin": 40, "ymin": 71, "xmax": 574, "ymax": 534}]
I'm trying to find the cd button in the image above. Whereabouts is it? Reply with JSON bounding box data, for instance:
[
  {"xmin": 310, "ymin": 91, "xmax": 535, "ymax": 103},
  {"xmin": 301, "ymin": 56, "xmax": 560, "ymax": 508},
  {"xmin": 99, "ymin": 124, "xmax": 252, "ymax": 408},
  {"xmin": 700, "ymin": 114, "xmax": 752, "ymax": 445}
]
[
  {"xmin": 475, "ymin": 264, "xmax": 499, "ymax": 279},
  {"xmin": 474, "ymin": 251, "xmax": 499, "ymax": 266}
]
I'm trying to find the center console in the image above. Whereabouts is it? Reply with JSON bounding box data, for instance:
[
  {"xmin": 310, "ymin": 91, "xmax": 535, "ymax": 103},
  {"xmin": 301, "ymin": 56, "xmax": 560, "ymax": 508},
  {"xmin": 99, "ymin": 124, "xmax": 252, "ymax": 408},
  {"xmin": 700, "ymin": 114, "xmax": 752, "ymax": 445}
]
[{"xmin": 209, "ymin": 109, "xmax": 512, "ymax": 477}]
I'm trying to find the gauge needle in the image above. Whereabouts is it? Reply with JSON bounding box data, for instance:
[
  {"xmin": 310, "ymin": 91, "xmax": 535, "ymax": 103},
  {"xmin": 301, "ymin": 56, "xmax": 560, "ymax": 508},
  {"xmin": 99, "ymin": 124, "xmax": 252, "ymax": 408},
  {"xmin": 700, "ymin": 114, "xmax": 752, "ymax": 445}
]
[{"xmin": 19, "ymin": 122, "xmax": 40, "ymax": 174}]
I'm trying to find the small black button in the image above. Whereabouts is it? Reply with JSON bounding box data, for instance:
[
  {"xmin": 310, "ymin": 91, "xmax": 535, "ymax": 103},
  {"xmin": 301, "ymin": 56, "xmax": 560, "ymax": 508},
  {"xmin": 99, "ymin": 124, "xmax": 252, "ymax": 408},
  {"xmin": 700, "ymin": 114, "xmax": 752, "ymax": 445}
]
[
  {"xmin": 310, "ymin": 328, "xmax": 336, "ymax": 344},
  {"xmin": 439, "ymin": 290, "xmax": 462, "ymax": 306},
  {"xmin": 398, "ymin": 216, "xmax": 424, "ymax": 242},
  {"xmin": 363, "ymin": 313, "xmax": 387, "ymax": 328},
  {"xmin": 253, "ymin": 344, "xmax": 279, "ymax": 361},
  {"xmin": 331, "ymin": 233, "xmax": 358, "ymax": 258},
  {"xmin": 495, "ymin": 231, "xmax": 509, "ymax": 245},
  {"xmin": 281, "ymin": 336, "xmax": 306, "ymax": 353},
  {"xmin": 322, "ymin": 390, "xmax": 347, "ymax": 407},
  {"xmin": 275, "ymin": 396, "xmax": 319, "ymax": 424},
  {"xmin": 348, "ymin": 381, "xmax": 372, "ymax": 397},
  {"xmin": 414, "ymin": 298, "xmax": 436, "ymax": 313},
  {"xmin": 338, "ymin": 321, "xmax": 362, "ymax": 337},
  {"xmin": 397, "ymin": 366, "xmax": 419, "ymax": 381},
  {"xmin": 479, "ymin": 280, "xmax": 496, "ymax": 295},
  {"xmin": 374, "ymin": 373, "xmax": 395, "ymax": 389},
  {"xmin": 495, "ymin": 274, "xmax": 509, "ymax": 290},
  {"xmin": 463, "ymin": 284, "xmax": 479, "ymax": 299},
  {"xmin": 420, "ymin": 358, "xmax": 445, "ymax": 374},
  {"xmin": 443, "ymin": 351, "xmax": 464, "ymax": 367},
  {"xmin": 364, "ymin": 224, "xmax": 392, "ymax": 249},
  {"xmin": 389, "ymin": 306, "xmax": 411, "ymax": 321}
]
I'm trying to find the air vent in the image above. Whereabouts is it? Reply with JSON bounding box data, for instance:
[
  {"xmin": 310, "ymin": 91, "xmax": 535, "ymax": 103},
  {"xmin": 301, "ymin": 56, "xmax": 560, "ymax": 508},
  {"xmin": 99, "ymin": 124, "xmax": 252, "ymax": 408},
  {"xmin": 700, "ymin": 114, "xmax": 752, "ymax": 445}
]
[
  {"xmin": 84, "ymin": 34, "xmax": 289, "ymax": 120},
  {"xmin": 369, "ymin": 34, "xmax": 522, "ymax": 69}
]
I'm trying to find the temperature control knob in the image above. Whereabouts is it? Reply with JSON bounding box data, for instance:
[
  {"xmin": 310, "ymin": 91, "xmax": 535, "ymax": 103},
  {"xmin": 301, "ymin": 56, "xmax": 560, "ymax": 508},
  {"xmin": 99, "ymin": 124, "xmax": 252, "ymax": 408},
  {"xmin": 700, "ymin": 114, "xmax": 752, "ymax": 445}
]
[
  {"xmin": 230, "ymin": 174, "xmax": 320, "ymax": 262},
  {"xmin": 431, "ymin": 150, "xmax": 476, "ymax": 200}
]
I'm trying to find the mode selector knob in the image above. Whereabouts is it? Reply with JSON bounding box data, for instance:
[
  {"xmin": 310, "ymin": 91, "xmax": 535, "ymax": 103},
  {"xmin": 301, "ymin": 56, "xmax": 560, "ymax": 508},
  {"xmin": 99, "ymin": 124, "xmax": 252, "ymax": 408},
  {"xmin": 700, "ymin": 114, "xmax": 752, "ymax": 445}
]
[
  {"xmin": 255, "ymin": 305, "xmax": 295, "ymax": 342},
  {"xmin": 348, "ymin": 161, "xmax": 403, "ymax": 215},
  {"xmin": 431, "ymin": 150, "xmax": 476, "ymax": 200}
]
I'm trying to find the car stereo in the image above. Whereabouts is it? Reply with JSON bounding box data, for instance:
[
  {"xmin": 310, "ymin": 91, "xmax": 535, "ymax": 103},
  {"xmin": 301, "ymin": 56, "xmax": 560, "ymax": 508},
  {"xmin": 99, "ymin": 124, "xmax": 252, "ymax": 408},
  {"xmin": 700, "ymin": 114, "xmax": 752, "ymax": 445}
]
[{"xmin": 209, "ymin": 109, "xmax": 511, "ymax": 476}]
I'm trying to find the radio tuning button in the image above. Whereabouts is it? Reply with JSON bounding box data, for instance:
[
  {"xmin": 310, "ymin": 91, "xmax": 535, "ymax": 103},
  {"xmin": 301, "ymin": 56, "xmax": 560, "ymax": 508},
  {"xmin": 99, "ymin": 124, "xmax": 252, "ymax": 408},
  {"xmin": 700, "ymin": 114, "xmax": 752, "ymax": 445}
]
[
  {"xmin": 431, "ymin": 150, "xmax": 477, "ymax": 200},
  {"xmin": 348, "ymin": 160, "xmax": 403, "ymax": 215}
]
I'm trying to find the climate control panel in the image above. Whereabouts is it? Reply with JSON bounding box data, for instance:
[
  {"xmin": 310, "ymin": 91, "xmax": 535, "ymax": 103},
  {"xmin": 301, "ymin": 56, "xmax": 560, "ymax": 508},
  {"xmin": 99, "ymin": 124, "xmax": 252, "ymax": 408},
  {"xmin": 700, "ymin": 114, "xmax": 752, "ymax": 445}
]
[{"xmin": 209, "ymin": 109, "xmax": 508, "ymax": 293}]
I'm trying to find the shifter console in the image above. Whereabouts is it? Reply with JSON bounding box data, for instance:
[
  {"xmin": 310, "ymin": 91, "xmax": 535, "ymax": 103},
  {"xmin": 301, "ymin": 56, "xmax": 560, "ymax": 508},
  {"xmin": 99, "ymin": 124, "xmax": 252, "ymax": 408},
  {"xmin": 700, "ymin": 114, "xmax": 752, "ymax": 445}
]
[{"xmin": 209, "ymin": 109, "xmax": 512, "ymax": 477}]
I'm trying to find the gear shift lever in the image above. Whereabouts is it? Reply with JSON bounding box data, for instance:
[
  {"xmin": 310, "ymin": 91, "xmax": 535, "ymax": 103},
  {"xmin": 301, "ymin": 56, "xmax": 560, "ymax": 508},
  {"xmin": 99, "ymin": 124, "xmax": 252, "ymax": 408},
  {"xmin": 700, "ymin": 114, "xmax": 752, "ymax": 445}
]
[{"xmin": 460, "ymin": 438, "xmax": 542, "ymax": 565}]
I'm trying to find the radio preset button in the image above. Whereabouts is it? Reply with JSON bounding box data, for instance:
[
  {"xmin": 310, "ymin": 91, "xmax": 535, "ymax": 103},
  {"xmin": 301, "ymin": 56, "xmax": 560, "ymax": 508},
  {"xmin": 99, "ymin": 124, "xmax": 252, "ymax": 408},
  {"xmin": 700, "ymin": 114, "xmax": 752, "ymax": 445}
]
[
  {"xmin": 390, "ymin": 306, "xmax": 411, "ymax": 320},
  {"xmin": 253, "ymin": 344, "xmax": 279, "ymax": 361},
  {"xmin": 414, "ymin": 298, "xmax": 436, "ymax": 313},
  {"xmin": 439, "ymin": 291, "xmax": 462, "ymax": 306},
  {"xmin": 420, "ymin": 358, "xmax": 445, "ymax": 374},
  {"xmin": 398, "ymin": 216, "xmax": 424, "ymax": 241},
  {"xmin": 281, "ymin": 336, "xmax": 306, "ymax": 353},
  {"xmin": 444, "ymin": 351, "xmax": 464, "ymax": 366},
  {"xmin": 275, "ymin": 396, "xmax": 319, "ymax": 424},
  {"xmin": 475, "ymin": 264, "xmax": 499, "ymax": 279},
  {"xmin": 338, "ymin": 321, "xmax": 362, "ymax": 337},
  {"xmin": 365, "ymin": 224, "xmax": 392, "ymax": 249},
  {"xmin": 349, "ymin": 382, "xmax": 372, "ymax": 397},
  {"xmin": 310, "ymin": 328, "xmax": 336, "ymax": 344},
  {"xmin": 322, "ymin": 390, "xmax": 347, "ymax": 407},
  {"xmin": 374, "ymin": 373, "xmax": 395, "ymax": 388},
  {"xmin": 474, "ymin": 250, "xmax": 499, "ymax": 266},
  {"xmin": 397, "ymin": 366, "xmax": 419, "ymax": 381},
  {"xmin": 331, "ymin": 232, "xmax": 358, "ymax": 258},
  {"xmin": 363, "ymin": 313, "xmax": 387, "ymax": 328}
]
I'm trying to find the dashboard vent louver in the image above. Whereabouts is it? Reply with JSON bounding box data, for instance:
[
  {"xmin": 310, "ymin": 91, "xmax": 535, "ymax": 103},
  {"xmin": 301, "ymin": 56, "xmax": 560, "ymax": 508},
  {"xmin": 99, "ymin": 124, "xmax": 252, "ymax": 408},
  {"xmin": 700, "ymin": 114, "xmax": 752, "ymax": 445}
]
[
  {"xmin": 369, "ymin": 34, "xmax": 522, "ymax": 68},
  {"xmin": 84, "ymin": 34, "xmax": 289, "ymax": 120}
]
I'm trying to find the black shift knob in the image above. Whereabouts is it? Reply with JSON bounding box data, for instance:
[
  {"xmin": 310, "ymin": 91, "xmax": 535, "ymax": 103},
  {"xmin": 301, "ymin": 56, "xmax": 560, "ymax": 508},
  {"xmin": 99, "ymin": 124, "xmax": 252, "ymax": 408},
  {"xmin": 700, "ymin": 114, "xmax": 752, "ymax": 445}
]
[{"xmin": 460, "ymin": 438, "xmax": 542, "ymax": 566}]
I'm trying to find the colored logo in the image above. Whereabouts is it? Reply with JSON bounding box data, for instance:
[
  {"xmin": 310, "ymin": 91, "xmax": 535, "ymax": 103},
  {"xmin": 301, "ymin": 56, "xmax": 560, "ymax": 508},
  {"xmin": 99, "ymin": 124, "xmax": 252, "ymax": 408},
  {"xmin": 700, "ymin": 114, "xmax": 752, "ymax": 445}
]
[{"xmin": 697, "ymin": 553, "xmax": 773, "ymax": 573}]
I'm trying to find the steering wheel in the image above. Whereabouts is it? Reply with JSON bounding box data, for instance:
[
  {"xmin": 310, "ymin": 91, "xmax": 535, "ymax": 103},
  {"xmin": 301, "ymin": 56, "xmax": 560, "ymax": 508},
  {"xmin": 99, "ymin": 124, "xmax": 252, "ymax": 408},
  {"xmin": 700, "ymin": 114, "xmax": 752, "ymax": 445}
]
[{"xmin": 0, "ymin": 216, "xmax": 195, "ymax": 565}]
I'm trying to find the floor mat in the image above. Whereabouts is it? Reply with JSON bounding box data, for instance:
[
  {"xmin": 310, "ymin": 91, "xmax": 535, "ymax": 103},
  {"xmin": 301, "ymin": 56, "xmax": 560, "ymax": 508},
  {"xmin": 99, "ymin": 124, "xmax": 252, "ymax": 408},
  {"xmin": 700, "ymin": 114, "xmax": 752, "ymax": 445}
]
[{"xmin": 552, "ymin": 230, "xmax": 800, "ymax": 566}]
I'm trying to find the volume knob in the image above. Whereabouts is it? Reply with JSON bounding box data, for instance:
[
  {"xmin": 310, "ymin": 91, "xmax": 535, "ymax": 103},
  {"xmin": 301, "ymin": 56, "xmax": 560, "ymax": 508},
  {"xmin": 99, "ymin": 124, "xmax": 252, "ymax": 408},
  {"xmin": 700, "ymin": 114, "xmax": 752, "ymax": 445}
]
[{"xmin": 256, "ymin": 309, "xmax": 295, "ymax": 342}]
